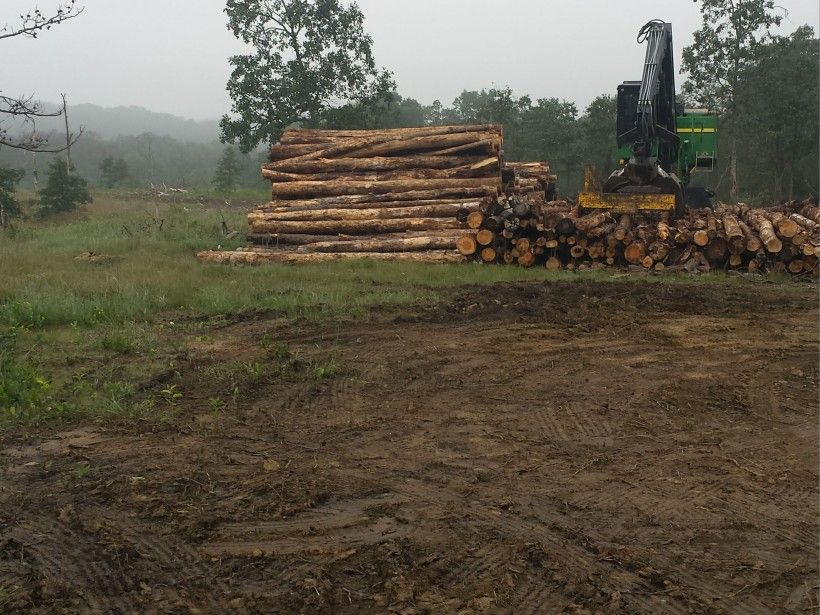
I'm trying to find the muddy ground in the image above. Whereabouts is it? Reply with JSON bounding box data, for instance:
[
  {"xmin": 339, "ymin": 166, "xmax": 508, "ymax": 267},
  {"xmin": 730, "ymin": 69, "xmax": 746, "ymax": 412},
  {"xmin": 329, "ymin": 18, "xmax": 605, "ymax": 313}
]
[{"xmin": 1, "ymin": 279, "xmax": 818, "ymax": 614}]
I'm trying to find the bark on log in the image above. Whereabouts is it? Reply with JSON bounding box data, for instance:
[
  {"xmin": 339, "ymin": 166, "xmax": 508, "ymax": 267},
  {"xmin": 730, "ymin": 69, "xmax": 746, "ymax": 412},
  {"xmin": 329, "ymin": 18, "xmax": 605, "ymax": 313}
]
[
  {"xmin": 574, "ymin": 212, "xmax": 609, "ymax": 233},
  {"xmin": 250, "ymin": 202, "xmax": 479, "ymax": 222},
  {"xmin": 749, "ymin": 212, "xmax": 783, "ymax": 253},
  {"xmin": 270, "ymin": 178, "xmax": 499, "ymax": 199},
  {"xmin": 261, "ymin": 198, "xmax": 482, "ymax": 214},
  {"xmin": 198, "ymin": 249, "xmax": 466, "ymax": 264},
  {"xmin": 264, "ymin": 155, "xmax": 486, "ymax": 174},
  {"xmin": 251, "ymin": 217, "xmax": 464, "ymax": 236},
  {"xmin": 277, "ymin": 124, "xmax": 501, "ymax": 145},
  {"xmin": 737, "ymin": 220, "xmax": 762, "ymax": 253},
  {"xmin": 614, "ymin": 215, "xmax": 632, "ymax": 242},
  {"xmin": 258, "ymin": 191, "xmax": 489, "ymax": 210},
  {"xmin": 294, "ymin": 236, "xmax": 459, "ymax": 253},
  {"xmin": 722, "ymin": 214, "xmax": 746, "ymax": 254},
  {"xmin": 274, "ymin": 132, "xmax": 499, "ymax": 164}
]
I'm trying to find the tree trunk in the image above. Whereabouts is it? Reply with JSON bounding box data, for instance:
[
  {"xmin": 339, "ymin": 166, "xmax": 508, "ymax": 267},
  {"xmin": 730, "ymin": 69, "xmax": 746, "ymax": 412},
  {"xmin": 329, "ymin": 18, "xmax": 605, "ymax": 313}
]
[{"xmin": 730, "ymin": 133, "xmax": 739, "ymax": 202}]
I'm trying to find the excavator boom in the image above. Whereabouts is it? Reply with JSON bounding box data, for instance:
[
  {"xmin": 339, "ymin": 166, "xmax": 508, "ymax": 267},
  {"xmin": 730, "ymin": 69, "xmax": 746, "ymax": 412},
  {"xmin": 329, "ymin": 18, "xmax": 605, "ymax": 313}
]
[{"xmin": 580, "ymin": 19, "xmax": 706, "ymax": 216}]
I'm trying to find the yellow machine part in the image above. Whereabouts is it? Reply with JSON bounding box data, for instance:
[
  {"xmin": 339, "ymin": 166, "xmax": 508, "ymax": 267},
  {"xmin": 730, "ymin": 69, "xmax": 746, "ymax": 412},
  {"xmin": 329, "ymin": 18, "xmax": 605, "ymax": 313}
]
[{"xmin": 578, "ymin": 192, "xmax": 676, "ymax": 214}]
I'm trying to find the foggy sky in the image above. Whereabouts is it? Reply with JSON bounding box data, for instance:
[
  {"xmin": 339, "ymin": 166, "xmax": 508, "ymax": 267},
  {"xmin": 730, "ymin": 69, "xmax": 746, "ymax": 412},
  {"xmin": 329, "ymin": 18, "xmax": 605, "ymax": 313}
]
[{"xmin": 3, "ymin": 0, "xmax": 818, "ymax": 120}]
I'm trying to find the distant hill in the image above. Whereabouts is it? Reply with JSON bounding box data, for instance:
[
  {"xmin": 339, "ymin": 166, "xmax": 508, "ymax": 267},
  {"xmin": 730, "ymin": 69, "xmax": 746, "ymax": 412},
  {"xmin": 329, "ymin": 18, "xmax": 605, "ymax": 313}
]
[{"xmin": 18, "ymin": 103, "xmax": 221, "ymax": 144}]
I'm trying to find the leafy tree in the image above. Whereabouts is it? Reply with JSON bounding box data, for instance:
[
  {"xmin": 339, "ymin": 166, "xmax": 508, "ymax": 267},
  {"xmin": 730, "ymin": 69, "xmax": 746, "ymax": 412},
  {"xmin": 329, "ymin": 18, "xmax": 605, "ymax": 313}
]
[
  {"xmin": 38, "ymin": 158, "xmax": 92, "ymax": 215},
  {"xmin": 448, "ymin": 87, "xmax": 531, "ymax": 127},
  {"xmin": 212, "ymin": 146, "xmax": 243, "ymax": 193},
  {"xmin": 736, "ymin": 26, "xmax": 819, "ymax": 200},
  {"xmin": 99, "ymin": 156, "xmax": 129, "ymax": 188},
  {"xmin": 682, "ymin": 0, "xmax": 783, "ymax": 201},
  {"xmin": 577, "ymin": 95, "xmax": 617, "ymax": 182},
  {"xmin": 0, "ymin": 167, "xmax": 25, "ymax": 226},
  {"xmin": 220, "ymin": 0, "xmax": 395, "ymax": 152},
  {"xmin": 511, "ymin": 98, "xmax": 580, "ymax": 189}
]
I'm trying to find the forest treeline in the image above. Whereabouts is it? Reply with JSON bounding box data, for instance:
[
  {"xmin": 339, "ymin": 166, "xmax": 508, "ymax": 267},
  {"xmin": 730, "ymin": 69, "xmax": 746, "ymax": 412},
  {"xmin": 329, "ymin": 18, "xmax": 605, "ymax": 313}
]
[{"xmin": 0, "ymin": 12, "xmax": 816, "ymax": 202}]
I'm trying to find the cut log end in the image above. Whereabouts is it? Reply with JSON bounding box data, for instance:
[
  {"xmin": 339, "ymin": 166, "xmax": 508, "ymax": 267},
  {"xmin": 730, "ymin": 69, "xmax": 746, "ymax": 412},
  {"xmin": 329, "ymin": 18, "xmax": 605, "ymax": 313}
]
[{"xmin": 457, "ymin": 234, "xmax": 478, "ymax": 256}]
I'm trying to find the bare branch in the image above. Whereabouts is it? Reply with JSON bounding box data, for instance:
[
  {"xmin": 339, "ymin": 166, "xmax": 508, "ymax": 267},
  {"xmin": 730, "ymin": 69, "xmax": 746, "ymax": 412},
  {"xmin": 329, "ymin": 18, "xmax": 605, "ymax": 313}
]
[
  {"xmin": 0, "ymin": 1, "xmax": 84, "ymax": 41},
  {"xmin": 0, "ymin": 125, "xmax": 84, "ymax": 153},
  {"xmin": 0, "ymin": 94, "xmax": 63, "ymax": 117}
]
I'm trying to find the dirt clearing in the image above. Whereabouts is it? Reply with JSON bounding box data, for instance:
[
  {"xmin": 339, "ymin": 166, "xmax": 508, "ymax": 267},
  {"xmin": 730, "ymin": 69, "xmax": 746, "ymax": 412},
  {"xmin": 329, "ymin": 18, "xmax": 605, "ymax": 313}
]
[{"xmin": 1, "ymin": 279, "xmax": 817, "ymax": 613}]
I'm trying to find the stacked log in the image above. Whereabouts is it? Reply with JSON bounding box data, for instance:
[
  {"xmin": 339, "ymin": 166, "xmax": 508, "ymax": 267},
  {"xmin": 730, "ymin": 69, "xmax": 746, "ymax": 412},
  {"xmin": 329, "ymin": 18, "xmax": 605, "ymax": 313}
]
[
  {"xmin": 457, "ymin": 196, "xmax": 819, "ymax": 276},
  {"xmin": 502, "ymin": 162, "xmax": 557, "ymax": 200},
  {"xmin": 231, "ymin": 125, "xmax": 503, "ymax": 262}
]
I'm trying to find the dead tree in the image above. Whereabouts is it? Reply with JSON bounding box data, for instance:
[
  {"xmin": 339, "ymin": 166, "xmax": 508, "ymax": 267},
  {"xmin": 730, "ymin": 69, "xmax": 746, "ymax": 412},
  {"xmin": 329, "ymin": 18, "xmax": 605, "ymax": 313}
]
[{"xmin": 0, "ymin": 2, "xmax": 85, "ymax": 153}]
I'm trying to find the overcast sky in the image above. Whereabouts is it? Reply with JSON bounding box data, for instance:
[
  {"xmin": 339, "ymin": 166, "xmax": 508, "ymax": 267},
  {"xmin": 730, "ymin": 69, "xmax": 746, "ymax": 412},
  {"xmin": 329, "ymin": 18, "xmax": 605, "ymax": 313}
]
[{"xmin": 3, "ymin": 0, "xmax": 818, "ymax": 120}]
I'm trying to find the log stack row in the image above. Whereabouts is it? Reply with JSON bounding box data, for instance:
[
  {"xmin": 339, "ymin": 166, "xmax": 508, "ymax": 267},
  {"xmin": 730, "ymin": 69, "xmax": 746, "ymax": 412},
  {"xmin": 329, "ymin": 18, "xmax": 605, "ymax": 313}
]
[
  {"xmin": 502, "ymin": 162, "xmax": 557, "ymax": 200},
  {"xmin": 235, "ymin": 125, "xmax": 503, "ymax": 262},
  {"xmin": 457, "ymin": 196, "xmax": 820, "ymax": 275}
]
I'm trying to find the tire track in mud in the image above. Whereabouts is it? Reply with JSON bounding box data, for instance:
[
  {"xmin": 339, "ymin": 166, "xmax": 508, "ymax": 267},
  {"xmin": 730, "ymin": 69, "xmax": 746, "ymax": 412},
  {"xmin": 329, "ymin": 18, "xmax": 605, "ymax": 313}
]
[{"xmin": 201, "ymin": 493, "xmax": 408, "ymax": 558}]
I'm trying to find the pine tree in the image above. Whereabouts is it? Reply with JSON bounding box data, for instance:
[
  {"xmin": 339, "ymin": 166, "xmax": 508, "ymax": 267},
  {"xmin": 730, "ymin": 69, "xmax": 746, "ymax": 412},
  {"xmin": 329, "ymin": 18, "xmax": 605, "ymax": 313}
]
[
  {"xmin": 38, "ymin": 159, "xmax": 92, "ymax": 216},
  {"xmin": 0, "ymin": 167, "xmax": 25, "ymax": 227},
  {"xmin": 99, "ymin": 156, "xmax": 129, "ymax": 188},
  {"xmin": 212, "ymin": 146, "xmax": 242, "ymax": 194}
]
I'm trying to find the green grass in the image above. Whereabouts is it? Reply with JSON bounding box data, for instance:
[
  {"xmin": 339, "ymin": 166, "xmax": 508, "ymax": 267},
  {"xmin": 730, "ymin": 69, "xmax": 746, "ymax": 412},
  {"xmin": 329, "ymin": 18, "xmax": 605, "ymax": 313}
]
[
  {"xmin": 0, "ymin": 193, "xmax": 799, "ymax": 429},
  {"xmin": 0, "ymin": 194, "xmax": 614, "ymax": 328}
]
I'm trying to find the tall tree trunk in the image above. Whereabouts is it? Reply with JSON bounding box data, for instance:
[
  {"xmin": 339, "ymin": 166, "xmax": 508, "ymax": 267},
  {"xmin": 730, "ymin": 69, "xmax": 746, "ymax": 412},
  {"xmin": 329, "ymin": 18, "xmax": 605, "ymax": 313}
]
[
  {"xmin": 729, "ymin": 135, "xmax": 739, "ymax": 203},
  {"xmin": 61, "ymin": 93, "xmax": 72, "ymax": 173}
]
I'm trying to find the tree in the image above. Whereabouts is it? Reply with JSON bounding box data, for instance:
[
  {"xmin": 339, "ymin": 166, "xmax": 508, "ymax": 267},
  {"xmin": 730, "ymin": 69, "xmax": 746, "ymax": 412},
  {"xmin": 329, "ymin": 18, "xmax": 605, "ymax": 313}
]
[
  {"xmin": 577, "ymin": 95, "xmax": 617, "ymax": 180},
  {"xmin": 0, "ymin": 167, "xmax": 25, "ymax": 227},
  {"xmin": 212, "ymin": 146, "xmax": 242, "ymax": 193},
  {"xmin": 736, "ymin": 26, "xmax": 819, "ymax": 200},
  {"xmin": 448, "ymin": 87, "xmax": 531, "ymax": 127},
  {"xmin": 220, "ymin": 0, "xmax": 395, "ymax": 152},
  {"xmin": 0, "ymin": 1, "xmax": 84, "ymax": 152},
  {"xmin": 682, "ymin": 0, "xmax": 782, "ymax": 201},
  {"xmin": 38, "ymin": 158, "xmax": 91, "ymax": 215},
  {"xmin": 99, "ymin": 156, "xmax": 129, "ymax": 188}
]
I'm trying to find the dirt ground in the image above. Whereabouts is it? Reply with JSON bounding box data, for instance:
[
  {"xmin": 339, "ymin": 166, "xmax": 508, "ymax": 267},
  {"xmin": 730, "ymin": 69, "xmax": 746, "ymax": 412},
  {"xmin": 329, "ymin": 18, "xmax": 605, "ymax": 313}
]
[{"xmin": 1, "ymin": 279, "xmax": 818, "ymax": 614}]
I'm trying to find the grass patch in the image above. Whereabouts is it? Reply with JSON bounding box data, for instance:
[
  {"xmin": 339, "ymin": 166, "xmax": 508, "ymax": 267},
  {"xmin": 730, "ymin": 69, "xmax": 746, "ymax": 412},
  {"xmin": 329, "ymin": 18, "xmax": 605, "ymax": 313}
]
[{"xmin": 0, "ymin": 193, "xmax": 802, "ymax": 429}]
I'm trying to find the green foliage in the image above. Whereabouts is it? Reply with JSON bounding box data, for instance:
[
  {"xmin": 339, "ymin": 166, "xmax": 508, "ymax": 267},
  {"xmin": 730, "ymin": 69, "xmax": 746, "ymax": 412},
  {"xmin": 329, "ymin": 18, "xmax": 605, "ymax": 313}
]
[
  {"xmin": 735, "ymin": 26, "xmax": 819, "ymax": 200},
  {"xmin": 0, "ymin": 167, "xmax": 25, "ymax": 222},
  {"xmin": 221, "ymin": 0, "xmax": 395, "ymax": 152},
  {"xmin": 212, "ymin": 146, "xmax": 242, "ymax": 194},
  {"xmin": 682, "ymin": 0, "xmax": 782, "ymax": 112},
  {"xmin": 38, "ymin": 159, "xmax": 92, "ymax": 216},
  {"xmin": 0, "ymin": 328, "xmax": 50, "ymax": 420},
  {"xmin": 577, "ymin": 96, "xmax": 617, "ymax": 178},
  {"xmin": 99, "ymin": 156, "xmax": 129, "ymax": 188},
  {"xmin": 682, "ymin": 0, "xmax": 783, "ymax": 199}
]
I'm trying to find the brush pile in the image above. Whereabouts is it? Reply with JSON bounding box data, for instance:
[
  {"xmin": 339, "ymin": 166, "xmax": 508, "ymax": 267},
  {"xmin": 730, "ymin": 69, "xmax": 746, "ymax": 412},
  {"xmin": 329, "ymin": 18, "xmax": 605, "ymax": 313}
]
[
  {"xmin": 206, "ymin": 125, "xmax": 505, "ymax": 263},
  {"xmin": 457, "ymin": 196, "xmax": 820, "ymax": 275}
]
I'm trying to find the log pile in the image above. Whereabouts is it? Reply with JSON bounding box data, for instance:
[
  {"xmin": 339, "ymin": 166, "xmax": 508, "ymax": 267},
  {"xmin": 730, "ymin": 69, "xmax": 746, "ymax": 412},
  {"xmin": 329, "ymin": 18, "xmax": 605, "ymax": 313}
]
[
  {"xmin": 502, "ymin": 162, "xmax": 557, "ymax": 200},
  {"xmin": 233, "ymin": 125, "xmax": 503, "ymax": 262},
  {"xmin": 456, "ymin": 196, "xmax": 820, "ymax": 275},
  {"xmin": 195, "ymin": 122, "xmax": 816, "ymax": 277}
]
